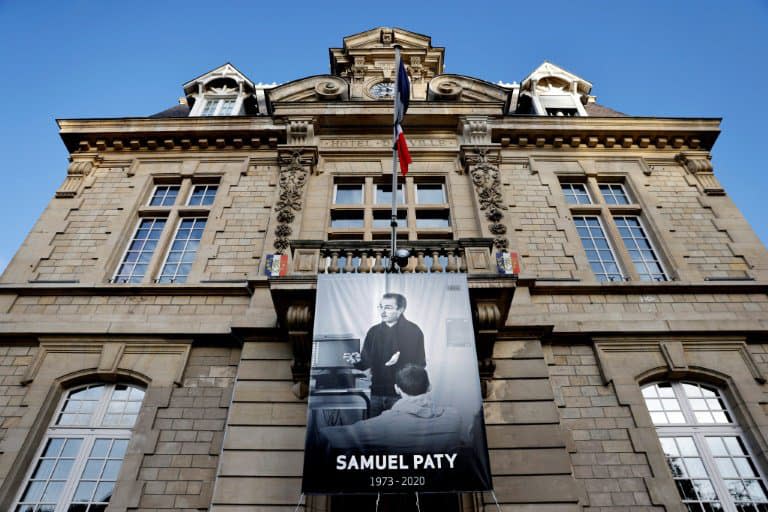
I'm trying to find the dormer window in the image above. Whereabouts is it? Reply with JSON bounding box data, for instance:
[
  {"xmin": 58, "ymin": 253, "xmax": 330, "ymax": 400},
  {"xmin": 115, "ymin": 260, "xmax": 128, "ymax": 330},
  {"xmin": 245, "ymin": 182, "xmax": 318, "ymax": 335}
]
[
  {"xmin": 184, "ymin": 63, "xmax": 258, "ymax": 117},
  {"xmin": 519, "ymin": 62, "xmax": 592, "ymax": 117}
]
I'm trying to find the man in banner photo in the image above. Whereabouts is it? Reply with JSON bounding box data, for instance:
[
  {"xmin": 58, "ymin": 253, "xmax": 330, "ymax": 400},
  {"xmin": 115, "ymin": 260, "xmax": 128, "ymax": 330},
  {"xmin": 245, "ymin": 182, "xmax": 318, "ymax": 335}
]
[
  {"xmin": 302, "ymin": 274, "xmax": 492, "ymax": 494},
  {"xmin": 343, "ymin": 292, "xmax": 425, "ymax": 417}
]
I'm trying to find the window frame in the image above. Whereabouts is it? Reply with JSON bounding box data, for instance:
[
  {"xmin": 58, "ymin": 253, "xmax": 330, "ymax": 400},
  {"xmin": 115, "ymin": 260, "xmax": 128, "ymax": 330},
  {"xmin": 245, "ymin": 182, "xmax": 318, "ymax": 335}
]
[
  {"xmin": 111, "ymin": 216, "xmax": 168, "ymax": 284},
  {"xmin": 598, "ymin": 182, "xmax": 632, "ymax": 205},
  {"xmin": 186, "ymin": 184, "xmax": 219, "ymax": 207},
  {"xmin": 560, "ymin": 174, "xmax": 671, "ymax": 282},
  {"xmin": 148, "ymin": 184, "xmax": 180, "ymax": 207},
  {"xmin": 13, "ymin": 383, "xmax": 145, "ymax": 512},
  {"xmin": 156, "ymin": 216, "xmax": 208, "ymax": 284},
  {"xmin": 573, "ymin": 215, "xmax": 626, "ymax": 282},
  {"xmin": 329, "ymin": 177, "xmax": 452, "ymax": 241},
  {"xmin": 644, "ymin": 381, "xmax": 768, "ymax": 512},
  {"xmin": 561, "ymin": 182, "xmax": 593, "ymax": 205},
  {"xmin": 111, "ymin": 178, "xmax": 218, "ymax": 284},
  {"xmin": 199, "ymin": 96, "xmax": 238, "ymax": 117},
  {"xmin": 614, "ymin": 215, "xmax": 668, "ymax": 281},
  {"xmin": 332, "ymin": 183, "xmax": 365, "ymax": 205}
]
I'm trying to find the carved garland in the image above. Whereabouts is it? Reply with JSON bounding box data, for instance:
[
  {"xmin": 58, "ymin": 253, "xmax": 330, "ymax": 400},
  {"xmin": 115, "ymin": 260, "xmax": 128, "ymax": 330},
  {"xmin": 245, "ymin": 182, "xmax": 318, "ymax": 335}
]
[
  {"xmin": 273, "ymin": 151, "xmax": 310, "ymax": 253},
  {"xmin": 466, "ymin": 148, "xmax": 509, "ymax": 249}
]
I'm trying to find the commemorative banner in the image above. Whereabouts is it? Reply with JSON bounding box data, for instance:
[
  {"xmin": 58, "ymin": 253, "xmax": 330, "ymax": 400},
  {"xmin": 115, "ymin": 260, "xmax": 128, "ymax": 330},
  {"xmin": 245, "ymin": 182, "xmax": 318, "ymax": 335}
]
[{"xmin": 301, "ymin": 273, "xmax": 492, "ymax": 494}]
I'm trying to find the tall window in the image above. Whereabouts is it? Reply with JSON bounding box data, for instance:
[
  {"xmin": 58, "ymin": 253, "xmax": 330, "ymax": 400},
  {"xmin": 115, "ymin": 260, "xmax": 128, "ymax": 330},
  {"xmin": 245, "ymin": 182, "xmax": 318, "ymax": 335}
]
[
  {"xmin": 113, "ymin": 181, "xmax": 217, "ymax": 284},
  {"xmin": 14, "ymin": 383, "xmax": 146, "ymax": 512},
  {"xmin": 329, "ymin": 177, "xmax": 451, "ymax": 241},
  {"xmin": 642, "ymin": 382, "xmax": 768, "ymax": 512},
  {"xmin": 560, "ymin": 178, "xmax": 668, "ymax": 282}
]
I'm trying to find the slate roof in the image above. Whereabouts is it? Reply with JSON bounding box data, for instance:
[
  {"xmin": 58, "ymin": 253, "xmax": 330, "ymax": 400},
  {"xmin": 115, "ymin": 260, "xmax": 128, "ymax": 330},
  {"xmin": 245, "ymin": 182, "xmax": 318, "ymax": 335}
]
[
  {"xmin": 150, "ymin": 104, "xmax": 190, "ymax": 118},
  {"xmin": 585, "ymin": 102, "xmax": 626, "ymax": 117}
]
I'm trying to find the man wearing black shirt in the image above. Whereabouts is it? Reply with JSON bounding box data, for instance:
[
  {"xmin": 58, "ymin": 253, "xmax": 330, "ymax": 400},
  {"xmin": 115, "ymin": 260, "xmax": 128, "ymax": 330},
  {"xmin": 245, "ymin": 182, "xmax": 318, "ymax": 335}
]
[{"xmin": 344, "ymin": 293, "xmax": 426, "ymax": 417}]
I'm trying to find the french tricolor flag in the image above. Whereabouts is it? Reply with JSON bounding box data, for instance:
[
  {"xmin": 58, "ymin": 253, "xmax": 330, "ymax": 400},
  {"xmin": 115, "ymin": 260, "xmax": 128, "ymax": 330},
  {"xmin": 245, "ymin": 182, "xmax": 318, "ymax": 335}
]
[
  {"xmin": 394, "ymin": 54, "xmax": 411, "ymax": 175},
  {"xmin": 396, "ymin": 123, "xmax": 412, "ymax": 175}
]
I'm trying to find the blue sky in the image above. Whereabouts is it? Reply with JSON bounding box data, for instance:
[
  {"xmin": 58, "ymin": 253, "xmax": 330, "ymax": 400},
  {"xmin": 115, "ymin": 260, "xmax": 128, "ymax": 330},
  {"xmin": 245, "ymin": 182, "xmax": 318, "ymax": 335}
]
[{"xmin": 0, "ymin": 0, "xmax": 766, "ymax": 274}]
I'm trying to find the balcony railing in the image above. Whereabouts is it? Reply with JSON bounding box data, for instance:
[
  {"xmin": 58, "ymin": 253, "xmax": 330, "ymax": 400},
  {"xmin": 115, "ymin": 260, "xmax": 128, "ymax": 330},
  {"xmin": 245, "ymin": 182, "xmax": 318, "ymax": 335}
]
[{"xmin": 289, "ymin": 239, "xmax": 497, "ymax": 275}]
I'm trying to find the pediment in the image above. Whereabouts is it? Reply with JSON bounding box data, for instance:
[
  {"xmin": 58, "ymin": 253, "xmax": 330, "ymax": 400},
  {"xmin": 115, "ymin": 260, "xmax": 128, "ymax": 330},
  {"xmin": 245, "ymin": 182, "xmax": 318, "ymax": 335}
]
[
  {"xmin": 183, "ymin": 63, "xmax": 254, "ymax": 96},
  {"xmin": 522, "ymin": 61, "xmax": 592, "ymax": 95},
  {"xmin": 268, "ymin": 75, "xmax": 349, "ymax": 103},
  {"xmin": 427, "ymin": 75, "xmax": 510, "ymax": 103},
  {"xmin": 340, "ymin": 27, "xmax": 434, "ymax": 50}
]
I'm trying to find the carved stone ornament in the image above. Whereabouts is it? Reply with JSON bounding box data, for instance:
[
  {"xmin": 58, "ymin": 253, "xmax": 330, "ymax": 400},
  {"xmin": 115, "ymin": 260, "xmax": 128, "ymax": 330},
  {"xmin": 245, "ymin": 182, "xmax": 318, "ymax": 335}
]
[
  {"xmin": 274, "ymin": 150, "xmax": 315, "ymax": 253},
  {"xmin": 314, "ymin": 80, "xmax": 344, "ymax": 100},
  {"xmin": 464, "ymin": 148, "xmax": 509, "ymax": 249},
  {"xmin": 461, "ymin": 116, "xmax": 491, "ymax": 146},
  {"xmin": 430, "ymin": 76, "xmax": 463, "ymax": 100},
  {"xmin": 56, "ymin": 159, "xmax": 95, "ymax": 198},
  {"xmin": 287, "ymin": 303, "xmax": 313, "ymax": 399},
  {"xmin": 474, "ymin": 301, "xmax": 501, "ymax": 398},
  {"xmin": 675, "ymin": 152, "xmax": 724, "ymax": 195},
  {"xmin": 287, "ymin": 118, "xmax": 315, "ymax": 145}
]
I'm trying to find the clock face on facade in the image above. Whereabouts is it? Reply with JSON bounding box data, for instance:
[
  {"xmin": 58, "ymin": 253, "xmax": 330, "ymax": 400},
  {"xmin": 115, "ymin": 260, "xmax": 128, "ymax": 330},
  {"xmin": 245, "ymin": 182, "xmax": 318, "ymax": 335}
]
[{"xmin": 370, "ymin": 81, "xmax": 395, "ymax": 98}]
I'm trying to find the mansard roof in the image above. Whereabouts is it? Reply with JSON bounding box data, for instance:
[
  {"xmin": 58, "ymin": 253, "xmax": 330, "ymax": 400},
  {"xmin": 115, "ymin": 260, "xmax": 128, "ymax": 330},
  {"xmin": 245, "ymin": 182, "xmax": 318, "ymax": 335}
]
[{"xmin": 149, "ymin": 30, "xmax": 632, "ymax": 117}]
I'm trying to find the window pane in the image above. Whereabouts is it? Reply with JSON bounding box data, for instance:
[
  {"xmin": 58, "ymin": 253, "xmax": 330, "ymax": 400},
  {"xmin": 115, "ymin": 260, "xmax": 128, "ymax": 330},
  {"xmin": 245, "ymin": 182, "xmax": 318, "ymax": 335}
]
[
  {"xmin": 662, "ymin": 437, "xmax": 724, "ymax": 509},
  {"xmin": 375, "ymin": 184, "xmax": 405, "ymax": 204},
  {"xmin": 561, "ymin": 183, "xmax": 592, "ymax": 205},
  {"xmin": 334, "ymin": 184, "xmax": 363, "ymax": 204},
  {"xmin": 219, "ymin": 98, "xmax": 236, "ymax": 115},
  {"xmin": 415, "ymin": 210, "xmax": 450, "ymax": 228},
  {"xmin": 148, "ymin": 185, "xmax": 179, "ymax": 207},
  {"xmin": 574, "ymin": 216, "xmax": 624, "ymax": 282},
  {"xmin": 330, "ymin": 210, "xmax": 364, "ymax": 228},
  {"xmin": 416, "ymin": 184, "xmax": 446, "ymax": 204},
  {"xmin": 373, "ymin": 210, "xmax": 407, "ymax": 228},
  {"xmin": 599, "ymin": 183, "xmax": 630, "ymax": 204},
  {"xmin": 57, "ymin": 385, "xmax": 104, "ymax": 426},
  {"xmin": 201, "ymin": 99, "xmax": 219, "ymax": 116},
  {"xmin": 187, "ymin": 184, "xmax": 218, "ymax": 206},
  {"xmin": 157, "ymin": 218, "xmax": 206, "ymax": 284},
  {"xmin": 614, "ymin": 216, "xmax": 667, "ymax": 281}
]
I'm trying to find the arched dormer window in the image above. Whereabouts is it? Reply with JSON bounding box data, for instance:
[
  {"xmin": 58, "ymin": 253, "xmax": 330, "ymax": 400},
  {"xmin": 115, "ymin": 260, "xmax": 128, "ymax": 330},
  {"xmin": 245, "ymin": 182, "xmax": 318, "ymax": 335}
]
[
  {"xmin": 14, "ymin": 383, "xmax": 145, "ymax": 512},
  {"xmin": 183, "ymin": 63, "xmax": 256, "ymax": 117},
  {"xmin": 642, "ymin": 381, "xmax": 768, "ymax": 511}
]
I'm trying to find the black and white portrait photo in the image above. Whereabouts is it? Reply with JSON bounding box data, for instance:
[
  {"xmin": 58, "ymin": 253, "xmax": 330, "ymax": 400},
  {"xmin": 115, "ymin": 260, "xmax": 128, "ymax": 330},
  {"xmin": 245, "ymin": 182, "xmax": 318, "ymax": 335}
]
[{"xmin": 302, "ymin": 273, "xmax": 492, "ymax": 494}]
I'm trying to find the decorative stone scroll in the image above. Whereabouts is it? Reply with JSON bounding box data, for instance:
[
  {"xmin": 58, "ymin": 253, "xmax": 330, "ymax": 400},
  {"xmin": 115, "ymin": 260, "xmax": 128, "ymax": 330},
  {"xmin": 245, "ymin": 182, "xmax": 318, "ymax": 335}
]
[
  {"xmin": 273, "ymin": 149, "xmax": 316, "ymax": 253},
  {"xmin": 56, "ymin": 159, "xmax": 94, "ymax": 198},
  {"xmin": 463, "ymin": 148, "xmax": 509, "ymax": 249},
  {"xmin": 676, "ymin": 152, "xmax": 724, "ymax": 195}
]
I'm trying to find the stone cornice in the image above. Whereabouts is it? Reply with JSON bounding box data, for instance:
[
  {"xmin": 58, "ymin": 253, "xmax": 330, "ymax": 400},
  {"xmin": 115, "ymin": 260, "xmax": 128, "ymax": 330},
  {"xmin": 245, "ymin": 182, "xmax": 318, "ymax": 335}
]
[
  {"xmin": 523, "ymin": 280, "xmax": 766, "ymax": 295},
  {"xmin": 0, "ymin": 281, "xmax": 258, "ymax": 296},
  {"xmin": 493, "ymin": 116, "xmax": 720, "ymax": 151},
  {"xmin": 57, "ymin": 117, "xmax": 286, "ymax": 153},
  {"xmin": 56, "ymin": 113, "xmax": 722, "ymax": 154}
]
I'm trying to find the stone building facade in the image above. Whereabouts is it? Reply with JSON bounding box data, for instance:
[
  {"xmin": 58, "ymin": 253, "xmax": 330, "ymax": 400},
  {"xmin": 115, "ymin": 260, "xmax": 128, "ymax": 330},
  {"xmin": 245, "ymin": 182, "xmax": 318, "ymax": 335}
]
[{"xmin": 0, "ymin": 27, "xmax": 767, "ymax": 512}]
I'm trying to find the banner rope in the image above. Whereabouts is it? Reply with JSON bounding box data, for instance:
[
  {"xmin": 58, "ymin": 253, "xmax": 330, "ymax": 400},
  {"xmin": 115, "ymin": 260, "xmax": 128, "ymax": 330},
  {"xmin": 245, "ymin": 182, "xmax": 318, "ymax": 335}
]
[
  {"xmin": 490, "ymin": 489, "xmax": 503, "ymax": 512},
  {"xmin": 415, "ymin": 492, "xmax": 421, "ymax": 512},
  {"xmin": 375, "ymin": 492, "xmax": 381, "ymax": 511},
  {"xmin": 293, "ymin": 493, "xmax": 305, "ymax": 512}
]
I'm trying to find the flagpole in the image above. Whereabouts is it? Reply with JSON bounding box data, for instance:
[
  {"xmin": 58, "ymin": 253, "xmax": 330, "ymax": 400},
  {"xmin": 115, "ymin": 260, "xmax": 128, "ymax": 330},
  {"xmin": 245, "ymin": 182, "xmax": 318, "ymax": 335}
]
[{"xmin": 390, "ymin": 45, "xmax": 401, "ymax": 272}]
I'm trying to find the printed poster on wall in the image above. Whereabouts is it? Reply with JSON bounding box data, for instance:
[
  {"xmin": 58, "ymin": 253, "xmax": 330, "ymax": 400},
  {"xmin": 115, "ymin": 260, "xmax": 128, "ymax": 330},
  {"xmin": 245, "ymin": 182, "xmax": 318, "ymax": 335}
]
[{"xmin": 302, "ymin": 273, "xmax": 492, "ymax": 494}]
